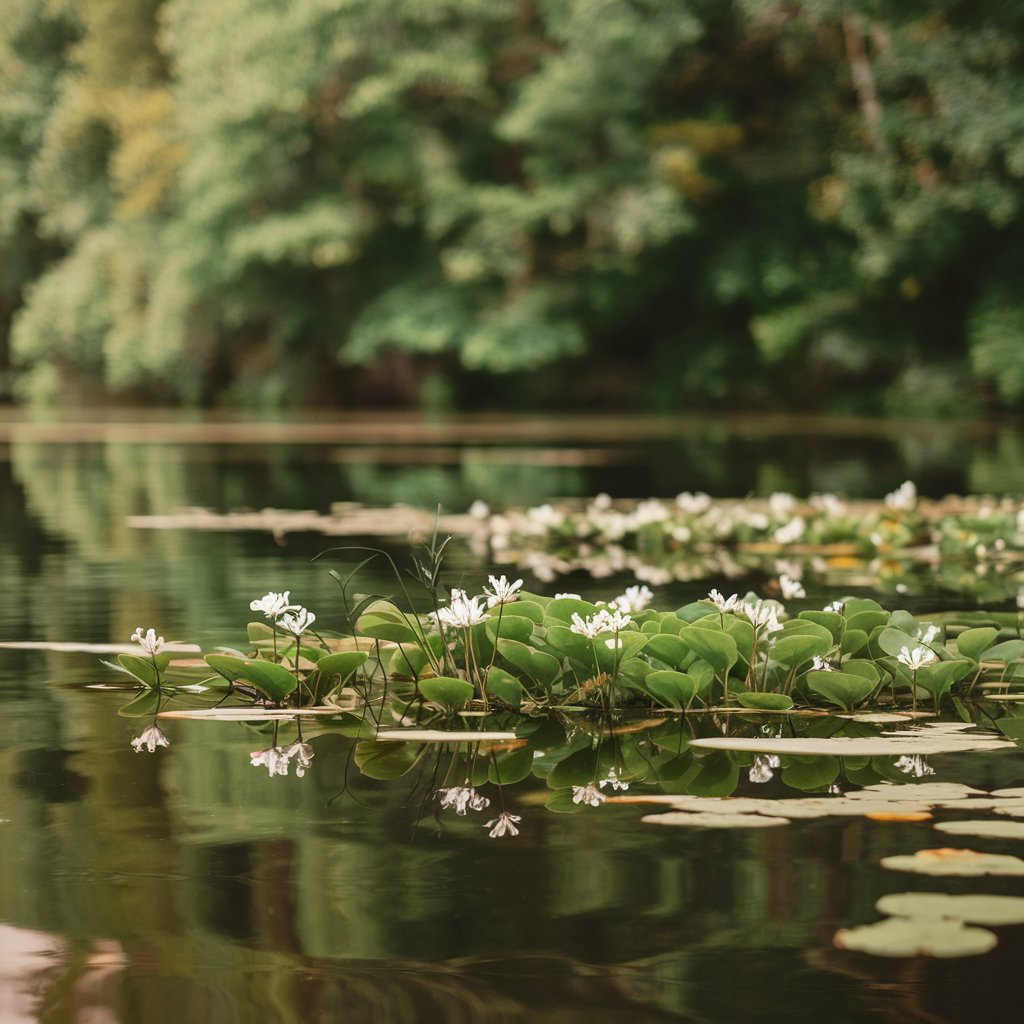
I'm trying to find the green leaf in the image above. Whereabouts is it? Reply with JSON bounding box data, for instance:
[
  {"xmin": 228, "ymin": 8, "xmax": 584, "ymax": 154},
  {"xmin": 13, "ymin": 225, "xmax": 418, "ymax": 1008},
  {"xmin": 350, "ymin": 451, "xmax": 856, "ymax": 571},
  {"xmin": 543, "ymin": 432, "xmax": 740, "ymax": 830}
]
[
  {"xmin": 798, "ymin": 610, "xmax": 844, "ymax": 642},
  {"xmin": 845, "ymin": 610, "xmax": 889, "ymax": 634},
  {"xmin": 117, "ymin": 653, "xmax": 163, "ymax": 688},
  {"xmin": 487, "ymin": 747, "xmax": 533, "ymax": 785},
  {"xmin": 356, "ymin": 613, "xmax": 422, "ymax": 644},
  {"xmin": 839, "ymin": 629, "xmax": 869, "ymax": 655},
  {"xmin": 204, "ymin": 654, "xmax": 298, "ymax": 701},
  {"xmin": 485, "ymin": 667, "xmax": 524, "ymax": 708},
  {"xmin": 782, "ymin": 755, "xmax": 840, "ymax": 790},
  {"xmin": 956, "ymin": 627, "xmax": 999, "ymax": 662},
  {"xmin": 682, "ymin": 627, "xmax": 738, "ymax": 678},
  {"xmin": 771, "ymin": 632, "xmax": 831, "ymax": 668},
  {"xmin": 316, "ymin": 651, "xmax": 369, "ymax": 686},
  {"xmin": 644, "ymin": 670, "xmax": 704, "ymax": 709},
  {"xmin": 498, "ymin": 640, "xmax": 561, "ymax": 687},
  {"xmin": 484, "ymin": 614, "xmax": 535, "ymax": 643},
  {"xmin": 544, "ymin": 598, "xmax": 601, "ymax": 626},
  {"xmin": 246, "ymin": 621, "xmax": 276, "ymax": 642},
  {"xmin": 385, "ymin": 644, "xmax": 430, "ymax": 677},
  {"xmin": 544, "ymin": 624, "xmax": 596, "ymax": 663},
  {"xmin": 116, "ymin": 689, "xmax": 164, "ymax": 718},
  {"xmin": 877, "ymin": 627, "xmax": 923, "ymax": 659},
  {"xmin": 509, "ymin": 600, "xmax": 545, "ymax": 624},
  {"xmin": 354, "ymin": 740, "xmax": 419, "ymax": 780},
  {"xmin": 549, "ymin": 747, "xmax": 599, "ymax": 788},
  {"xmin": 644, "ymin": 633, "xmax": 689, "ymax": 668},
  {"xmin": 806, "ymin": 669, "xmax": 877, "ymax": 711},
  {"xmin": 734, "ymin": 692, "xmax": 794, "ymax": 711},
  {"xmin": 983, "ymin": 640, "xmax": 1024, "ymax": 663},
  {"xmin": 545, "ymin": 789, "xmax": 587, "ymax": 813},
  {"xmin": 418, "ymin": 676, "xmax": 474, "ymax": 711}
]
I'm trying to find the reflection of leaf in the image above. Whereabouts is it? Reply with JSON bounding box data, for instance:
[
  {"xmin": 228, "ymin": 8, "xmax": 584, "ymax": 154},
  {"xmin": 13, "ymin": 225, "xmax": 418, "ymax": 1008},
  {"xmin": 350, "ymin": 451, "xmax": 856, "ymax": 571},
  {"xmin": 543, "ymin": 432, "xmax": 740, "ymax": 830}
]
[
  {"xmin": 834, "ymin": 917, "xmax": 997, "ymax": 958},
  {"xmin": 354, "ymin": 740, "xmax": 419, "ymax": 779}
]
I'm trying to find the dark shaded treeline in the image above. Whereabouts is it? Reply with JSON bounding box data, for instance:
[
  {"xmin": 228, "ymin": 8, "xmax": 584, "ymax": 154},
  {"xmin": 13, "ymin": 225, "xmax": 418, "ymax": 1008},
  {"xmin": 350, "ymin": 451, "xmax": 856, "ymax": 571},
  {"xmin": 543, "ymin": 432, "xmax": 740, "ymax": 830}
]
[{"xmin": 2, "ymin": 0, "xmax": 1023, "ymax": 412}]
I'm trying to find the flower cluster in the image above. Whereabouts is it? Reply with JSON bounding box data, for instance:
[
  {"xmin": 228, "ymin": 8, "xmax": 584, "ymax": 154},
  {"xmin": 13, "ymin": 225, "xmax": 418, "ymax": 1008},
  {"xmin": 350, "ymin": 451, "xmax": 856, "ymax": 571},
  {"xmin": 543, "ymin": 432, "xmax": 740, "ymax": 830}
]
[
  {"xmin": 250, "ymin": 741, "xmax": 314, "ymax": 777},
  {"xmin": 897, "ymin": 645, "xmax": 937, "ymax": 670},
  {"xmin": 131, "ymin": 724, "xmax": 170, "ymax": 753},
  {"xmin": 438, "ymin": 786, "xmax": 491, "ymax": 815},
  {"xmin": 250, "ymin": 591, "xmax": 316, "ymax": 635},
  {"xmin": 569, "ymin": 608, "xmax": 631, "ymax": 639},
  {"xmin": 484, "ymin": 812, "xmax": 522, "ymax": 838},
  {"xmin": 131, "ymin": 628, "xmax": 166, "ymax": 657},
  {"xmin": 435, "ymin": 589, "xmax": 491, "ymax": 628}
]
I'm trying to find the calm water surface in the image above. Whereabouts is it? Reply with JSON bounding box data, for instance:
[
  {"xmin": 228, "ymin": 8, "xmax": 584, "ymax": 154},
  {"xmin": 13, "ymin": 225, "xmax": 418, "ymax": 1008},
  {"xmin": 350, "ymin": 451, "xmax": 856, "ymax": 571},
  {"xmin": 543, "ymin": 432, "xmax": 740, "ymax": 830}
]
[{"xmin": 1, "ymin": 413, "xmax": 1023, "ymax": 1023}]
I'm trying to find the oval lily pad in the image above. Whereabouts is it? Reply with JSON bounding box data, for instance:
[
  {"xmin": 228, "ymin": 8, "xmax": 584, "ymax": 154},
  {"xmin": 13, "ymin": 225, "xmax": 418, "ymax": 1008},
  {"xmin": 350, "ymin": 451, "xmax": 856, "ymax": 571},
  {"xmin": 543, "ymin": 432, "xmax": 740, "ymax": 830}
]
[
  {"xmin": 687, "ymin": 734, "xmax": 1013, "ymax": 756},
  {"xmin": 877, "ymin": 892, "xmax": 1024, "ymax": 926},
  {"xmin": 934, "ymin": 820, "xmax": 1024, "ymax": 840},
  {"xmin": 880, "ymin": 849, "xmax": 1024, "ymax": 876},
  {"xmin": 374, "ymin": 730, "xmax": 517, "ymax": 743},
  {"xmin": 641, "ymin": 811, "xmax": 789, "ymax": 828},
  {"xmin": 833, "ymin": 917, "xmax": 997, "ymax": 958}
]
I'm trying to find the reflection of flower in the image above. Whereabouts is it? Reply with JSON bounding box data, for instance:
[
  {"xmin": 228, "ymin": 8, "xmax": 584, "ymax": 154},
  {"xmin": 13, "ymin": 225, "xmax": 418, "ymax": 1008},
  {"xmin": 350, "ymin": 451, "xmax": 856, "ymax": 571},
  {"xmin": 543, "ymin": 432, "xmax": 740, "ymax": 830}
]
[
  {"xmin": 748, "ymin": 753, "xmax": 780, "ymax": 784},
  {"xmin": 131, "ymin": 628, "xmax": 166, "ymax": 657},
  {"xmin": 484, "ymin": 575, "xmax": 523, "ymax": 607},
  {"xmin": 250, "ymin": 741, "xmax": 314, "ymax": 777},
  {"xmin": 897, "ymin": 645, "xmax": 936, "ymax": 670},
  {"xmin": 278, "ymin": 607, "xmax": 317, "ymax": 636},
  {"xmin": 249, "ymin": 591, "xmax": 299, "ymax": 620},
  {"xmin": 436, "ymin": 591, "xmax": 490, "ymax": 628},
  {"xmin": 438, "ymin": 786, "xmax": 490, "ymax": 815},
  {"xmin": 484, "ymin": 812, "xmax": 522, "ymax": 838},
  {"xmin": 571, "ymin": 784, "xmax": 604, "ymax": 807},
  {"xmin": 131, "ymin": 724, "xmax": 170, "ymax": 753},
  {"xmin": 598, "ymin": 768, "xmax": 629, "ymax": 792},
  {"xmin": 895, "ymin": 754, "xmax": 935, "ymax": 778}
]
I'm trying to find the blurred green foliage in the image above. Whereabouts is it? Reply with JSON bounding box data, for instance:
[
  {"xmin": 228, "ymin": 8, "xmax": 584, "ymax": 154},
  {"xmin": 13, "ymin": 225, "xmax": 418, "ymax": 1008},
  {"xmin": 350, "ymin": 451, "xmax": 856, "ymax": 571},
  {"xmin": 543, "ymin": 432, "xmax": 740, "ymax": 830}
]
[{"xmin": 2, "ymin": 0, "xmax": 1024, "ymax": 410}]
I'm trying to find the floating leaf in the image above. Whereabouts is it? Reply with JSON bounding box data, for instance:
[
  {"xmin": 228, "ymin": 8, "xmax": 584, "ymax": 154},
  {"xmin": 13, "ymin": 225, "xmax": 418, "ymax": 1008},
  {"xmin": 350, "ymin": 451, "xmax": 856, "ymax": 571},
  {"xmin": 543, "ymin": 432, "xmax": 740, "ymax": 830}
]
[
  {"xmin": 934, "ymin": 819, "xmax": 1024, "ymax": 840},
  {"xmin": 833, "ymin": 917, "xmax": 997, "ymax": 958},
  {"xmin": 642, "ymin": 811, "xmax": 788, "ymax": 828},
  {"xmin": 880, "ymin": 849, "xmax": 1024, "ymax": 877},
  {"xmin": 877, "ymin": 892, "xmax": 1024, "ymax": 925},
  {"xmin": 375, "ymin": 729, "xmax": 517, "ymax": 743},
  {"xmin": 418, "ymin": 676, "xmax": 475, "ymax": 712},
  {"xmin": 204, "ymin": 654, "xmax": 298, "ymax": 701},
  {"xmin": 734, "ymin": 692, "xmax": 794, "ymax": 711}
]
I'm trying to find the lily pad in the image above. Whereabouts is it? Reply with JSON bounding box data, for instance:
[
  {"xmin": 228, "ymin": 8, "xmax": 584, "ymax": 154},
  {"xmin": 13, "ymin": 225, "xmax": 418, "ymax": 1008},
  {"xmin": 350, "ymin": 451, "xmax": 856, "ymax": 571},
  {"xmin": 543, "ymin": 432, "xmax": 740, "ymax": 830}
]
[
  {"xmin": 374, "ymin": 730, "xmax": 517, "ymax": 743},
  {"xmin": 877, "ymin": 892, "xmax": 1024, "ymax": 926},
  {"xmin": 687, "ymin": 734, "xmax": 1012, "ymax": 756},
  {"xmin": 935, "ymin": 820, "xmax": 1024, "ymax": 840},
  {"xmin": 833, "ymin": 917, "xmax": 997, "ymax": 958},
  {"xmin": 641, "ymin": 811, "xmax": 789, "ymax": 828},
  {"xmin": 880, "ymin": 849, "xmax": 1024, "ymax": 877}
]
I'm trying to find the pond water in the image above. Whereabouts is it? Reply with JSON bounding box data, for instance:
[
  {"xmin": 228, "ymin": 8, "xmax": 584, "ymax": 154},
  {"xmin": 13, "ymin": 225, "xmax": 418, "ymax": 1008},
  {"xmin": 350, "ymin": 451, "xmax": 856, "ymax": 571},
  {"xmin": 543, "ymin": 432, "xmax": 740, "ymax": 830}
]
[{"xmin": 1, "ymin": 412, "xmax": 1023, "ymax": 1023}]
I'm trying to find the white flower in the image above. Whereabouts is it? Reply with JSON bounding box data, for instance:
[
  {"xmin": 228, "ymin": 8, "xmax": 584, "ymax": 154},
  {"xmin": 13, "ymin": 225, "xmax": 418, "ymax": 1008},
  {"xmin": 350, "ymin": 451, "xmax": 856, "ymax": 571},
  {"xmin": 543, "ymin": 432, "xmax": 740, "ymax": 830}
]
[
  {"xmin": 131, "ymin": 724, "xmax": 170, "ymax": 753},
  {"xmin": 483, "ymin": 574, "xmax": 523, "ymax": 607},
  {"xmin": 130, "ymin": 628, "xmax": 166, "ymax": 657},
  {"xmin": 554, "ymin": 592, "xmax": 582, "ymax": 600},
  {"xmin": 611, "ymin": 585, "xmax": 653, "ymax": 614},
  {"xmin": 250, "ymin": 741, "xmax": 314, "ymax": 777},
  {"xmin": 894, "ymin": 754, "xmax": 935, "ymax": 778},
  {"xmin": 748, "ymin": 753, "xmax": 780, "ymax": 784},
  {"xmin": 571, "ymin": 784, "xmax": 604, "ymax": 807},
  {"xmin": 773, "ymin": 517, "xmax": 806, "ymax": 544},
  {"xmin": 742, "ymin": 600, "xmax": 782, "ymax": 633},
  {"xmin": 778, "ymin": 574, "xmax": 806, "ymax": 600},
  {"xmin": 707, "ymin": 589, "xmax": 739, "ymax": 612},
  {"xmin": 598, "ymin": 768, "xmax": 630, "ymax": 792},
  {"xmin": 823, "ymin": 600, "xmax": 844, "ymax": 613},
  {"xmin": 885, "ymin": 480, "xmax": 917, "ymax": 511},
  {"xmin": 768, "ymin": 492, "xmax": 796, "ymax": 518},
  {"xmin": 277, "ymin": 606, "xmax": 317, "ymax": 636},
  {"xmin": 436, "ymin": 590, "xmax": 491, "ymax": 628},
  {"xmin": 249, "ymin": 591, "xmax": 299, "ymax": 620},
  {"xmin": 675, "ymin": 491, "xmax": 712, "ymax": 514},
  {"xmin": 468, "ymin": 499, "xmax": 490, "ymax": 519},
  {"xmin": 917, "ymin": 624, "xmax": 940, "ymax": 645},
  {"xmin": 250, "ymin": 746, "xmax": 291, "ymax": 777},
  {"xmin": 284, "ymin": 741, "xmax": 314, "ymax": 778},
  {"xmin": 897, "ymin": 645, "xmax": 937, "ymax": 670},
  {"xmin": 438, "ymin": 786, "xmax": 490, "ymax": 815},
  {"xmin": 592, "ymin": 492, "xmax": 613, "ymax": 510},
  {"xmin": 569, "ymin": 608, "xmax": 630, "ymax": 638},
  {"xmin": 811, "ymin": 655, "xmax": 834, "ymax": 672},
  {"xmin": 484, "ymin": 812, "xmax": 522, "ymax": 838}
]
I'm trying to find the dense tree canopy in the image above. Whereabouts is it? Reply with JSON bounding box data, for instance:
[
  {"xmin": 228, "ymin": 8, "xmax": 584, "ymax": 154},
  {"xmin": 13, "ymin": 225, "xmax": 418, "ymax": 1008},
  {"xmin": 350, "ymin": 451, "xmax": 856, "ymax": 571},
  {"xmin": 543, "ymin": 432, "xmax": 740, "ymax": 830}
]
[{"xmin": 1, "ymin": 0, "xmax": 1023, "ymax": 410}]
